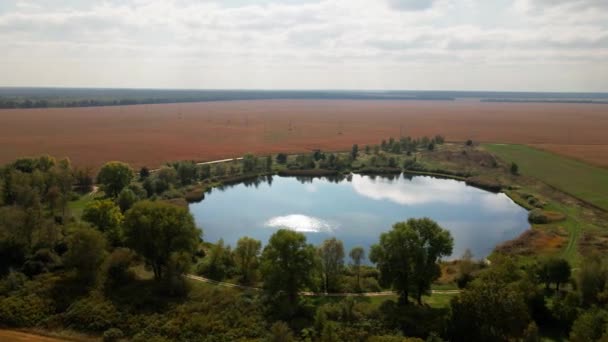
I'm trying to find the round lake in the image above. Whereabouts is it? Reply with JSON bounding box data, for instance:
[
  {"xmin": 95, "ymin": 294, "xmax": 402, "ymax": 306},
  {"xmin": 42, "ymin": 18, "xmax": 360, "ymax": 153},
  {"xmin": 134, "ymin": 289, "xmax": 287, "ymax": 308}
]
[{"xmin": 189, "ymin": 174, "xmax": 529, "ymax": 259}]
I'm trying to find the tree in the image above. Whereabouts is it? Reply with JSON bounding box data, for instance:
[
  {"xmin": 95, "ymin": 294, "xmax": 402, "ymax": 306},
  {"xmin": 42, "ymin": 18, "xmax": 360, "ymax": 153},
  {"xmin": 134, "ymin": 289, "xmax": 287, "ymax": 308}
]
[
  {"xmin": 96, "ymin": 162, "xmax": 134, "ymax": 197},
  {"xmin": 117, "ymin": 188, "xmax": 138, "ymax": 212},
  {"xmin": 242, "ymin": 153, "xmax": 258, "ymax": 173},
  {"xmin": 351, "ymin": 144, "xmax": 359, "ymax": 160},
  {"xmin": 370, "ymin": 219, "xmax": 453, "ymax": 304},
  {"xmin": 276, "ymin": 153, "xmax": 288, "ymax": 165},
  {"xmin": 198, "ymin": 239, "xmax": 235, "ymax": 281},
  {"xmin": 235, "ymin": 237, "xmax": 262, "ymax": 285},
  {"xmin": 450, "ymin": 267, "xmax": 531, "ymax": 341},
  {"xmin": 63, "ymin": 225, "xmax": 106, "ymax": 284},
  {"xmin": 457, "ymin": 249, "xmax": 475, "ymax": 288},
  {"xmin": 409, "ymin": 218, "xmax": 453, "ymax": 304},
  {"xmin": 569, "ymin": 309, "xmax": 607, "ymax": 342},
  {"xmin": 265, "ymin": 156, "xmax": 273, "ymax": 171},
  {"xmin": 260, "ymin": 229, "xmax": 316, "ymax": 305},
  {"xmin": 466, "ymin": 139, "xmax": 473, "ymax": 146},
  {"xmin": 349, "ymin": 246, "xmax": 365, "ymax": 292},
  {"xmin": 267, "ymin": 321, "xmax": 295, "ymax": 342},
  {"xmin": 536, "ymin": 257, "xmax": 571, "ymax": 290},
  {"xmin": 318, "ymin": 238, "xmax": 345, "ymax": 293},
  {"xmin": 123, "ymin": 201, "xmax": 200, "ymax": 280},
  {"xmin": 175, "ymin": 161, "xmax": 197, "ymax": 185},
  {"xmin": 157, "ymin": 166, "xmax": 178, "ymax": 188},
  {"xmin": 510, "ymin": 162, "xmax": 519, "ymax": 175},
  {"xmin": 82, "ymin": 199, "xmax": 124, "ymax": 246},
  {"xmin": 73, "ymin": 166, "xmax": 94, "ymax": 193},
  {"xmin": 578, "ymin": 253, "xmax": 608, "ymax": 306},
  {"xmin": 139, "ymin": 167, "xmax": 150, "ymax": 179}
]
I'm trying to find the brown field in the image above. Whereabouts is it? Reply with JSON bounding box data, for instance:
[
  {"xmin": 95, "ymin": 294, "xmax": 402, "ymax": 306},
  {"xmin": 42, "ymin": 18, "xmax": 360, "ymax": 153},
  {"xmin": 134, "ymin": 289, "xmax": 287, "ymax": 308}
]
[{"xmin": 1, "ymin": 100, "xmax": 608, "ymax": 169}]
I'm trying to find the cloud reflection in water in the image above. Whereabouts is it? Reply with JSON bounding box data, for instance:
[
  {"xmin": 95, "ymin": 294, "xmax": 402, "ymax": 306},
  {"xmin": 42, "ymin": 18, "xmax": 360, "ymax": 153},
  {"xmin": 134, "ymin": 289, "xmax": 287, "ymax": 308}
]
[
  {"xmin": 350, "ymin": 174, "xmax": 475, "ymax": 205},
  {"xmin": 265, "ymin": 214, "xmax": 335, "ymax": 233}
]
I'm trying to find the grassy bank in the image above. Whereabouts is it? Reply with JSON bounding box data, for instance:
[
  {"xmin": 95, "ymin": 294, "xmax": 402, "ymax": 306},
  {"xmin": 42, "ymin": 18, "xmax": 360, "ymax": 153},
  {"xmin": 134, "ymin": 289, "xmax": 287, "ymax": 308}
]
[{"xmin": 484, "ymin": 144, "xmax": 608, "ymax": 211}]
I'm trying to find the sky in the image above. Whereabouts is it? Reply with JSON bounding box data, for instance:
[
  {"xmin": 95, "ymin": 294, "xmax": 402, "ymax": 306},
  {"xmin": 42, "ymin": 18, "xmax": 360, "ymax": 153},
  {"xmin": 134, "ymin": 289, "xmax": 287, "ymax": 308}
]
[{"xmin": 0, "ymin": 0, "xmax": 607, "ymax": 91}]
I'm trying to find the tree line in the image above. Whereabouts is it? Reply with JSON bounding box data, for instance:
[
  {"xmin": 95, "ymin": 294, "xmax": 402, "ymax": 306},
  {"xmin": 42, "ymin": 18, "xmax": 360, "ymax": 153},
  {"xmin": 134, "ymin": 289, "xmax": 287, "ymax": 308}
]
[{"xmin": 1, "ymin": 154, "xmax": 607, "ymax": 341}]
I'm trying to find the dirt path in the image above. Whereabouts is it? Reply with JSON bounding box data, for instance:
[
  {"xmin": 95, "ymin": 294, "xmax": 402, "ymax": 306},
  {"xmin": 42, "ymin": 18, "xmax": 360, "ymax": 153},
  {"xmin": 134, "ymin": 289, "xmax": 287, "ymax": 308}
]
[
  {"xmin": 0, "ymin": 330, "xmax": 71, "ymax": 342},
  {"xmin": 186, "ymin": 274, "xmax": 461, "ymax": 297}
]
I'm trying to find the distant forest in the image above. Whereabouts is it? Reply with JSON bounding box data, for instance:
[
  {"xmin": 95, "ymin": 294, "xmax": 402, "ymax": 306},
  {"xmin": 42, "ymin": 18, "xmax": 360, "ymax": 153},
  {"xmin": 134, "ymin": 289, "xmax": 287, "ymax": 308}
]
[{"xmin": 1, "ymin": 88, "xmax": 608, "ymax": 109}]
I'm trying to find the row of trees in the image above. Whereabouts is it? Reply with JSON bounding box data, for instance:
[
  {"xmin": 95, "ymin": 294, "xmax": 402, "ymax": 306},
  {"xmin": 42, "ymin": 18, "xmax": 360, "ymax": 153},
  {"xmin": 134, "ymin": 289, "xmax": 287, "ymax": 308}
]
[{"xmin": 196, "ymin": 219, "xmax": 454, "ymax": 316}]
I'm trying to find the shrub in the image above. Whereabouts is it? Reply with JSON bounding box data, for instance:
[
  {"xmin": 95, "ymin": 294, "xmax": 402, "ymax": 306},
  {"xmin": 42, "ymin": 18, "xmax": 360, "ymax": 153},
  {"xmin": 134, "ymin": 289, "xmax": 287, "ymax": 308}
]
[
  {"xmin": 0, "ymin": 294, "xmax": 52, "ymax": 327},
  {"xmin": 528, "ymin": 209, "xmax": 549, "ymax": 224},
  {"xmin": 103, "ymin": 328, "xmax": 124, "ymax": 342},
  {"xmin": 61, "ymin": 297, "xmax": 119, "ymax": 332}
]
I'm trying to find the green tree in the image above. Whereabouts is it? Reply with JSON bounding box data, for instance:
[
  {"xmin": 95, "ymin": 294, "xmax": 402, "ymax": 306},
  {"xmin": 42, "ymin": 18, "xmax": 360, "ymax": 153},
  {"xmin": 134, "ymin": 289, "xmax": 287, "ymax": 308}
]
[
  {"xmin": 63, "ymin": 225, "xmax": 107, "ymax": 284},
  {"xmin": 198, "ymin": 239, "xmax": 235, "ymax": 281},
  {"xmin": 157, "ymin": 166, "xmax": 178, "ymax": 187},
  {"xmin": 139, "ymin": 166, "xmax": 150, "ymax": 179},
  {"xmin": 536, "ymin": 257, "xmax": 571, "ymax": 290},
  {"xmin": 510, "ymin": 162, "xmax": 519, "ymax": 175},
  {"xmin": 351, "ymin": 144, "xmax": 359, "ymax": 160},
  {"xmin": 235, "ymin": 236, "xmax": 262, "ymax": 285},
  {"xmin": 117, "ymin": 188, "xmax": 138, "ymax": 212},
  {"xmin": 276, "ymin": 153, "xmax": 288, "ymax": 165},
  {"xmin": 450, "ymin": 267, "xmax": 531, "ymax": 341},
  {"xmin": 370, "ymin": 219, "xmax": 453, "ymax": 304},
  {"xmin": 176, "ymin": 161, "xmax": 197, "ymax": 185},
  {"xmin": 82, "ymin": 199, "xmax": 124, "ymax": 246},
  {"xmin": 96, "ymin": 162, "xmax": 134, "ymax": 197},
  {"xmin": 578, "ymin": 253, "xmax": 608, "ymax": 306},
  {"xmin": 260, "ymin": 229, "xmax": 316, "ymax": 305},
  {"xmin": 266, "ymin": 321, "xmax": 295, "ymax": 342},
  {"xmin": 349, "ymin": 246, "xmax": 365, "ymax": 292},
  {"xmin": 409, "ymin": 218, "xmax": 453, "ymax": 304},
  {"xmin": 243, "ymin": 153, "xmax": 258, "ymax": 173},
  {"xmin": 265, "ymin": 156, "xmax": 273, "ymax": 171},
  {"xmin": 123, "ymin": 201, "xmax": 200, "ymax": 280},
  {"xmin": 569, "ymin": 309, "xmax": 607, "ymax": 342},
  {"xmin": 318, "ymin": 238, "xmax": 345, "ymax": 293}
]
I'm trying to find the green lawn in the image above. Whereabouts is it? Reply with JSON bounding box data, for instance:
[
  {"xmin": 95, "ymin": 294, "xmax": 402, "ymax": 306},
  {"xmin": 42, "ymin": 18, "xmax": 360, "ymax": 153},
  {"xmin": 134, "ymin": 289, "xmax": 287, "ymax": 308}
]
[{"xmin": 484, "ymin": 144, "xmax": 608, "ymax": 211}]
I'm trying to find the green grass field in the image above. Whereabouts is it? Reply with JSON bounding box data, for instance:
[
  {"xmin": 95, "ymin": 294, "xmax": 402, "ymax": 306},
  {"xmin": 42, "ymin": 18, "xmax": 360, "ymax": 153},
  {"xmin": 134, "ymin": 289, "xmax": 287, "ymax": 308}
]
[{"xmin": 484, "ymin": 144, "xmax": 608, "ymax": 211}]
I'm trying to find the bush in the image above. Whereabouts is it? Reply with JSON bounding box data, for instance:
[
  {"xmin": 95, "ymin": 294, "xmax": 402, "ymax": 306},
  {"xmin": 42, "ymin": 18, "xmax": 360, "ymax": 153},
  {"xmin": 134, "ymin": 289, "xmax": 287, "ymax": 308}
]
[
  {"xmin": 61, "ymin": 297, "xmax": 120, "ymax": 332},
  {"xmin": 103, "ymin": 328, "xmax": 124, "ymax": 342},
  {"xmin": 528, "ymin": 209, "xmax": 549, "ymax": 224},
  {"xmin": 0, "ymin": 294, "xmax": 54, "ymax": 327}
]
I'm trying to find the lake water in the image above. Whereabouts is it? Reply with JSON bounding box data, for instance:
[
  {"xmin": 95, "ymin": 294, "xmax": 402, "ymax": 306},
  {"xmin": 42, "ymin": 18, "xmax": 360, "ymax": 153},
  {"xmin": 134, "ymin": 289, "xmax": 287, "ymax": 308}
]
[{"xmin": 189, "ymin": 174, "xmax": 529, "ymax": 260}]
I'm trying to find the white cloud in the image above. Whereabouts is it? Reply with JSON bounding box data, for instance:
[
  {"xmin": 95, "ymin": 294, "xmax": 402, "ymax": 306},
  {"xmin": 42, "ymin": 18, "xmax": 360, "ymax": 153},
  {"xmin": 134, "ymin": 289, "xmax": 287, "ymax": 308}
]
[
  {"xmin": 0, "ymin": 0, "xmax": 606, "ymax": 90},
  {"xmin": 387, "ymin": 0, "xmax": 437, "ymax": 11}
]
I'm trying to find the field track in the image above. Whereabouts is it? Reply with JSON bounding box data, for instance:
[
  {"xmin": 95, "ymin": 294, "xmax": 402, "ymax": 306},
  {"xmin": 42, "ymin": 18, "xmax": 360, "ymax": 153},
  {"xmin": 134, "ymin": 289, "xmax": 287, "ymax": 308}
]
[
  {"xmin": 1, "ymin": 99, "xmax": 608, "ymax": 169},
  {"xmin": 0, "ymin": 330, "xmax": 72, "ymax": 342},
  {"xmin": 185, "ymin": 274, "xmax": 460, "ymax": 297}
]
